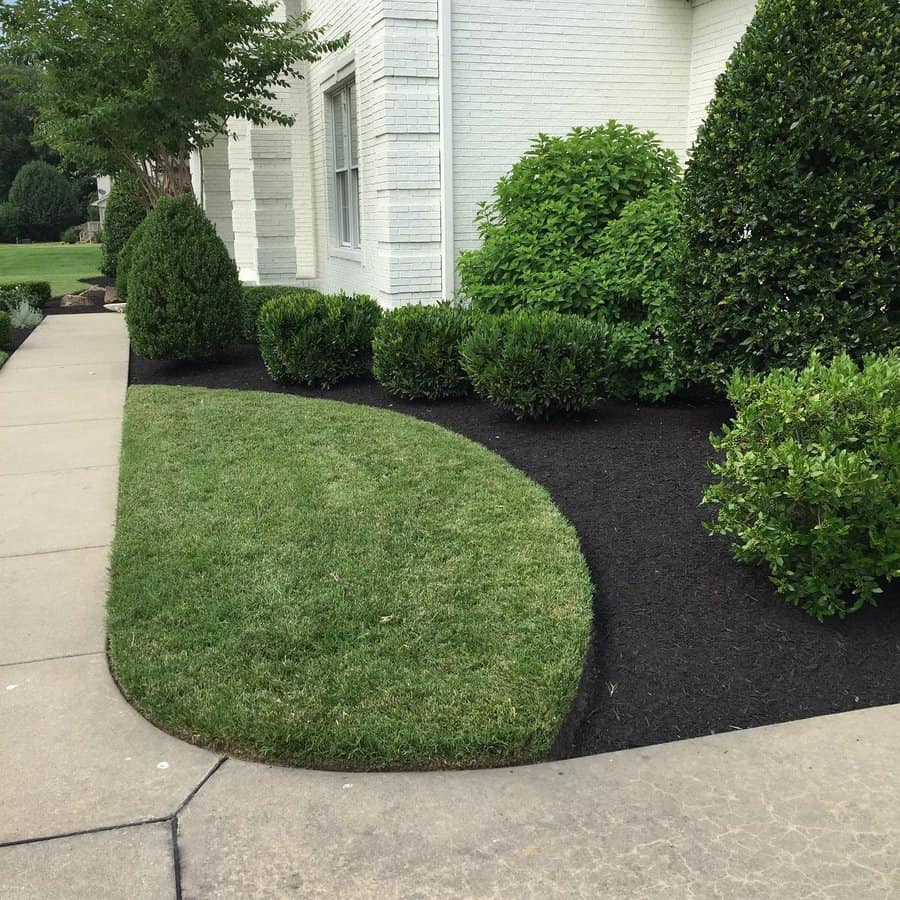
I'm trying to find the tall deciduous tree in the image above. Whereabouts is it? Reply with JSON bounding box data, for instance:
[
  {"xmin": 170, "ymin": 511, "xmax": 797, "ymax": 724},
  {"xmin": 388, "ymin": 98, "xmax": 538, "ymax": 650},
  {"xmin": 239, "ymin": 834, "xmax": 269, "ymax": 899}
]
[{"xmin": 0, "ymin": 0, "xmax": 346, "ymax": 203}]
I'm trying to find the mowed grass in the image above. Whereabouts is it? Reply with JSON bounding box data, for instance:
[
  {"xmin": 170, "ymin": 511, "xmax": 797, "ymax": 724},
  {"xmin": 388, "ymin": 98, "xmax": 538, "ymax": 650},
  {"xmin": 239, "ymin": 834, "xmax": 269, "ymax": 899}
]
[
  {"xmin": 0, "ymin": 242, "xmax": 102, "ymax": 296},
  {"xmin": 108, "ymin": 386, "xmax": 593, "ymax": 770}
]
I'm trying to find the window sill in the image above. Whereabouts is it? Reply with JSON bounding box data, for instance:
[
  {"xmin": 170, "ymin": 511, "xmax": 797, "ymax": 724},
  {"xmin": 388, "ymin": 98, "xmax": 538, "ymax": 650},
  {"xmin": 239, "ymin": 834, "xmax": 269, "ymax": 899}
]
[{"xmin": 329, "ymin": 246, "xmax": 362, "ymax": 263}]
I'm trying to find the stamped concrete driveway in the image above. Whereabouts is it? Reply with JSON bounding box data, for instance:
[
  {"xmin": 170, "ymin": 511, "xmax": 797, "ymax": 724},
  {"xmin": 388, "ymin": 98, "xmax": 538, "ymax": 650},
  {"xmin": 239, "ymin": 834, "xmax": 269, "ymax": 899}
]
[{"xmin": 2, "ymin": 314, "xmax": 899, "ymax": 899}]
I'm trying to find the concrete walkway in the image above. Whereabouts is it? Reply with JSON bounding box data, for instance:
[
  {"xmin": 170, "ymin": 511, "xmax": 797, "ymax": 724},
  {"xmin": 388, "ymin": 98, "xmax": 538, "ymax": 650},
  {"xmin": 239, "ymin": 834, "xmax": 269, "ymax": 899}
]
[{"xmin": 2, "ymin": 314, "xmax": 899, "ymax": 899}]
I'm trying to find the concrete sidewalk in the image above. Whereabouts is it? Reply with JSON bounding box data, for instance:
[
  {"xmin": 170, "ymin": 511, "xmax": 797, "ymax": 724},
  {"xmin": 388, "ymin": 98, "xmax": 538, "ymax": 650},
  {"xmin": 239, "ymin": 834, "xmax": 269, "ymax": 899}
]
[{"xmin": 2, "ymin": 314, "xmax": 899, "ymax": 899}]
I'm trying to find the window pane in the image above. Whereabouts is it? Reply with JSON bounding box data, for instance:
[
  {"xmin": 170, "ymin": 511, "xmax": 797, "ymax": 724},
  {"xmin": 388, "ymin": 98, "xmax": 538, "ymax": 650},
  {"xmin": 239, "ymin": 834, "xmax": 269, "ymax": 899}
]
[
  {"xmin": 333, "ymin": 90, "xmax": 347, "ymax": 170},
  {"xmin": 349, "ymin": 83, "xmax": 359, "ymax": 167},
  {"xmin": 337, "ymin": 171, "xmax": 351, "ymax": 246},
  {"xmin": 350, "ymin": 168, "xmax": 360, "ymax": 247}
]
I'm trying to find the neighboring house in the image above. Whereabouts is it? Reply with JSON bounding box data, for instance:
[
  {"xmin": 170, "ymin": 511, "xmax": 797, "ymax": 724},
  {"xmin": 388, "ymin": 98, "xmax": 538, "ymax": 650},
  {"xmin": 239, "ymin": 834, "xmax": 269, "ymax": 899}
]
[
  {"xmin": 91, "ymin": 175, "xmax": 112, "ymax": 226},
  {"xmin": 192, "ymin": 0, "xmax": 756, "ymax": 306}
]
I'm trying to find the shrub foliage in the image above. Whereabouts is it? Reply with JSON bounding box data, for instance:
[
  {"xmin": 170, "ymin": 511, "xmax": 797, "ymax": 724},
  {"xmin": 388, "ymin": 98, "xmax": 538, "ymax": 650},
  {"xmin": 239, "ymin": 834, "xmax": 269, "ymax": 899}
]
[
  {"xmin": 671, "ymin": 0, "xmax": 900, "ymax": 384},
  {"xmin": 126, "ymin": 195, "xmax": 241, "ymax": 359},
  {"xmin": 239, "ymin": 285, "xmax": 321, "ymax": 342},
  {"xmin": 0, "ymin": 202, "xmax": 18, "ymax": 242},
  {"xmin": 373, "ymin": 303, "xmax": 477, "ymax": 400},
  {"xmin": 460, "ymin": 310, "xmax": 609, "ymax": 419},
  {"xmin": 101, "ymin": 172, "xmax": 147, "ymax": 278},
  {"xmin": 705, "ymin": 352, "xmax": 900, "ymax": 619},
  {"xmin": 114, "ymin": 217, "xmax": 150, "ymax": 301},
  {"xmin": 258, "ymin": 291, "xmax": 382, "ymax": 388},
  {"xmin": 8, "ymin": 160, "xmax": 80, "ymax": 241},
  {"xmin": 0, "ymin": 309, "xmax": 10, "ymax": 349},
  {"xmin": 458, "ymin": 122, "xmax": 679, "ymax": 318},
  {"xmin": 0, "ymin": 281, "xmax": 51, "ymax": 307}
]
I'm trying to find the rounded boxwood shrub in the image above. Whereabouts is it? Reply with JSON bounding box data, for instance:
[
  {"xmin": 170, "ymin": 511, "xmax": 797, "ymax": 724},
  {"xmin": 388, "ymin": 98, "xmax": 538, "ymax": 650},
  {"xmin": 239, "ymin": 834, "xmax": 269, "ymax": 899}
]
[
  {"xmin": 0, "ymin": 310, "xmax": 10, "ymax": 350},
  {"xmin": 1, "ymin": 280, "xmax": 51, "ymax": 308},
  {"xmin": 100, "ymin": 172, "xmax": 147, "ymax": 278},
  {"xmin": 126, "ymin": 195, "xmax": 241, "ymax": 360},
  {"xmin": 8, "ymin": 160, "xmax": 81, "ymax": 241},
  {"xmin": 670, "ymin": 0, "xmax": 900, "ymax": 385},
  {"xmin": 373, "ymin": 302, "xmax": 478, "ymax": 400},
  {"xmin": 704, "ymin": 351, "xmax": 900, "ymax": 620},
  {"xmin": 460, "ymin": 310, "xmax": 610, "ymax": 419},
  {"xmin": 61, "ymin": 225, "xmax": 81, "ymax": 244},
  {"xmin": 258, "ymin": 291, "xmax": 382, "ymax": 388},
  {"xmin": 240, "ymin": 285, "xmax": 321, "ymax": 342},
  {"xmin": 457, "ymin": 122, "xmax": 680, "ymax": 318}
]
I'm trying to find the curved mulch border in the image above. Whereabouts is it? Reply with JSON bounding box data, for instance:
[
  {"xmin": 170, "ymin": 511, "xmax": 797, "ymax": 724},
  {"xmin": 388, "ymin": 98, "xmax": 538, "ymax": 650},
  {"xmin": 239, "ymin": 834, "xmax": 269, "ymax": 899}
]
[{"xmin": 130, "ymin": 341, "xmax": 900, "ymax": 759}]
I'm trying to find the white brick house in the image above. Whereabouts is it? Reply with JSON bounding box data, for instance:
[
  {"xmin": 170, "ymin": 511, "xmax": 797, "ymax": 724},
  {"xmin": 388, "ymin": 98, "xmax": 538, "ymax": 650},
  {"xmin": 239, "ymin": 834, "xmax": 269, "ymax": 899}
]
[{"xmin": 193, "ymin": 0, "xmax": 756, "ymax": 306}]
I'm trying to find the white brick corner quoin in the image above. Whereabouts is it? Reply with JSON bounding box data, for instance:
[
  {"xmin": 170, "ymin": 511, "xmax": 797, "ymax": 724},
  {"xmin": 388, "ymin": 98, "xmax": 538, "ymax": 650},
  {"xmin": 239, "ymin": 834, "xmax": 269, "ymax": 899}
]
[{"xmin": 193, "ymin": 0, "xmax": 755, "ymax": 307}]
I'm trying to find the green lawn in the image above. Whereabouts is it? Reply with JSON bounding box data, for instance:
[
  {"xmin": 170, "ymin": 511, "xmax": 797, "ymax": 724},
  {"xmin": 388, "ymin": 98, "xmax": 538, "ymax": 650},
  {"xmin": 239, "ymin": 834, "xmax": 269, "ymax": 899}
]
[
  {"xmin": 0, "ymin": 242, "xmax": 102, "ymax": 297},
  {"xmin": 108, "ymin": 386, "xmax": 593, "ymax": 770}
]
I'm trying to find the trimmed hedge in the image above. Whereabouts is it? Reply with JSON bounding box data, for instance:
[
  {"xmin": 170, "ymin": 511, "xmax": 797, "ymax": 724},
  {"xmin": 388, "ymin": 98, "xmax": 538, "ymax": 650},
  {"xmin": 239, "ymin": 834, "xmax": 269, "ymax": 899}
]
[
  {"xmin": 0, "ymin": 310, "xmax": 10, "ymax": 350},
  {"xmin": 101, "ymin": 172, "xmax": 147, "ymax": 278},
  {"xmin": 458, "ymin": 122, "xmax": 680, "ymax": 318},
  {"xmin": 126, "ymin": 195, "xmax": 241, "ymax": 359},
  {"xmin": 258, "ymin": 291, "xmax": 382, "ymax": 388},
  {"xmin": 8, "ymin": 160, "xmax": 81, "ymax": 242},
  {"xmin": 460, "ymin": 310, "xmax": 609, "ymax": 419},
  {"xmin": 704, "ymin": 351, "xmax": 900, "ymax": 619},
  {"xmin": 373, "ymin": 302, "xmax": 477, "ymax": 400},
  {"xmin": 240, "ymin": 285, "xmax": 321, "ymax": 342},
  {"xmin": 671, "ymin": 0, "xmax": 900, "ymax": 385}
]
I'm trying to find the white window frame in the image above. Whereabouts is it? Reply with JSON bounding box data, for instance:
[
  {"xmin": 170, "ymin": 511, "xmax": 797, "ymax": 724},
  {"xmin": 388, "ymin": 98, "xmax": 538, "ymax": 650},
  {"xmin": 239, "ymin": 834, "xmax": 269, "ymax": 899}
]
[{"xmin": 329, "ymin": 80, "xmax": 360, "ymax": 250}]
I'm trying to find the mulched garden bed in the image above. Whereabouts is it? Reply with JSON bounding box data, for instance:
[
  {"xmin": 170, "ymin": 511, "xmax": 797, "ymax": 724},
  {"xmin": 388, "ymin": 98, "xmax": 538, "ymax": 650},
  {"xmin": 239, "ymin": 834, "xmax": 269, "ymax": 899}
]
[{"xmin": 130, "ymin": 340, "xmax": 900, "ymax": 759}]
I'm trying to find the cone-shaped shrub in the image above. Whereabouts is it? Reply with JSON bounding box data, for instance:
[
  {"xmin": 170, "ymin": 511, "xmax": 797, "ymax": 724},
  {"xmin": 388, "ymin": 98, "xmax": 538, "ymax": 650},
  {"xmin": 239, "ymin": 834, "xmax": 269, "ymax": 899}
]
[
  {"xmin": 670, "ymin": 0, "xmax": 900, "ymax": 385},
  {"xmin": 114, "ymin": 217, "xmax": 150, "ymax": 301},
  {"xmin": 373, "ymin": 302, "xmax": 478, "ymax": 400},
  {"xmin": 101, "ymin": 172, "xmax": 147, "ymax": 278},
  {"xmin": 126, "ymin": 195, "xmax": 241, "ymax": 359},
  {"xmin": 8, "ymin": 160, "xmax": 81, "ymax": 241}
]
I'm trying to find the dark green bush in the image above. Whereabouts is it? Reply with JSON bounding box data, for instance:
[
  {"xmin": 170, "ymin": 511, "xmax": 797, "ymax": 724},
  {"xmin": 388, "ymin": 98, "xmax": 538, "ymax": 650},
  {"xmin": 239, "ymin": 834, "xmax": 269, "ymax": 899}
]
[
  {"xmin": 671, "ymin": 0, "xmax": 900, "ymax": 385},
  {"xmin": 1, "ymin": 280, "xmax": 51, "ymax": 307},
  {"xmin": 114, "ymin": 217, "xmax": 150, "ymax": 301},
  {"xmin": 8, "ymin": 160, "xmax": 81, "ymax": 241},
  {"xmin": 0, "ymin": 310, "xmax": 10, "ymax": 349},
  {"xmin": 705, "ymin": 351, "xmax": 900, "ymax": 619},
  {"xmin": 373, "ymin": 302, "xmax": 478, "ymax": 400},
  {"xmin": 61, "ymin": 225, "xmax": 81, "ymax": 244},
  {"xmin": 126, "ymin": 195, "xmax": 241, "ymax": 359},
  {"xmin": 459, "ymin": 310, "xmax": 609, "ymax": 419},
  {"xmin": 258, "ymin": 292, "xmax": 382, "ymax": 388},
  {"xmin": 457, "ymin": 122, "xmax": 679, "ymax": 318},
  {"xmin": 0, "ymin": 202, "xmax": 18, "ymax": 243},
  {"xmin": 239, "ymin": 285, "xmax": 321, "ymax": 342},
  {"xmin": 100, "ymin": 172, "xmax": 147, "ymax": 278}
]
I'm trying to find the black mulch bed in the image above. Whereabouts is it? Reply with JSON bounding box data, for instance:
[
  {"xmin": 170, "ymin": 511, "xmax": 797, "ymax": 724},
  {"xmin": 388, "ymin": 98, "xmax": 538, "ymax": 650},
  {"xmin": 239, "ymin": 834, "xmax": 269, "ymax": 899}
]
[
  {"xmin": 130, "ymin": 340, "xmax": 900, "ymax": 759},
  {"xmin": 9, "ymin": 325, "xmax": 37, "ymax": 353}
]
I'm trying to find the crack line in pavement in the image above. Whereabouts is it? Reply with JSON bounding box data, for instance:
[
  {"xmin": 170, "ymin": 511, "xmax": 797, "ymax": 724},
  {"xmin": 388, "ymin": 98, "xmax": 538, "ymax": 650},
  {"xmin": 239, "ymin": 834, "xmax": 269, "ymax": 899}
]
[
  {"xmin": 0, "ymin": 543, "xmax": 110, "ymax": 561},
  {"xmin": 0, "ymin": 650, "xmax": 104, "ymax": 669},
  {"xmin": 0, "ymin": 416, "xmax": 123, "ymax": 430},
  {"xmin": 170, "ymin": 817, "xmax": 183, "ymax": 900},
  {"xmin": 173, "ymin": 757, "xmax": 229, "ymax": 817},
  {"xmin": 0, "ymin": 816, "xmax": 171, "ymax": 850}
]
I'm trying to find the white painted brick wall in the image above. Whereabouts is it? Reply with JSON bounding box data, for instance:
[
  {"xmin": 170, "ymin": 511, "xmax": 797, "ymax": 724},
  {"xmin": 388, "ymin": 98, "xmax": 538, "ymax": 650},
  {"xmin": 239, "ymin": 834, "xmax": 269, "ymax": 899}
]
[{"xmin": 687, "ymin": 0, "xmax": 757, "ymax": 147}]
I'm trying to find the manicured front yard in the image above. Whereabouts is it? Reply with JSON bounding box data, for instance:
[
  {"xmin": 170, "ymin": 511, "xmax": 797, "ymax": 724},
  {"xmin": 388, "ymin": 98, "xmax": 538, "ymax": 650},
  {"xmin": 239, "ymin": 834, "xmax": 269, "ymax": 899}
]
[
  {"xmin": 108, "ymin": 385, "xmax": 593, "ymax": 770},
  {"xmin": 0, "ymin": 243, "xmax": 102, "ymax": 297}
]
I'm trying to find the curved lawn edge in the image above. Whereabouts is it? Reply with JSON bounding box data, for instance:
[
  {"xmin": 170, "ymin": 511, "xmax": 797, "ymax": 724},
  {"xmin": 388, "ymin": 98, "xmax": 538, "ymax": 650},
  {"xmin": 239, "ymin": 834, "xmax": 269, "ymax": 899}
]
[{"xmin": 108, "ymin": 385, "xmax": 594, "ymax": 771}]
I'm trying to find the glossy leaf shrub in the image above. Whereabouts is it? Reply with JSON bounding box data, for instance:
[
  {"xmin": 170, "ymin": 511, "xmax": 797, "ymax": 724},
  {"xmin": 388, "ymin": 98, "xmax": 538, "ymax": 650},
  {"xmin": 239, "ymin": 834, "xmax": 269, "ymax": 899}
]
[
  {"xmin": 373, "ymin": 302, "xmax": 478, "ymax": 400},
  {"xmin": 460, "ymin": 310, "xmax": 609, "ymax": 419},
  {"xmin": 258, "ymin": 291, "xmax": 382, "ymax": 388},
  {"xmin": 239, "ymin": 285, "xmax": 321, "ymax": 342},
  {"xmin": 704, "ymin": 352, "xmax": 900, "ymax": 619},
  {"xmin": 458, "ymin": 122, "xmax": 679, "ymax": 318},
  {"xmin": 126, "ymin": 195, "xmax": 241, "ymax": 359},
  {"xmin": 671, "ymin": 0, "xmax": 900, "ymax": 385}
]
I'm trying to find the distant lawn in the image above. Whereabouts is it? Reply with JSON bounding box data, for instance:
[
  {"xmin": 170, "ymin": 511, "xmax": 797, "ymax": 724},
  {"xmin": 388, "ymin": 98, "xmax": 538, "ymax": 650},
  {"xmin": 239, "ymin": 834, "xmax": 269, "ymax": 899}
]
[
  {"xmin": 108, "ymin": 386, "xmax": 593, "ymax": 770},
  {"xmin": 0, "ymin": 242, "xmax": 102, "ymax": 297}
]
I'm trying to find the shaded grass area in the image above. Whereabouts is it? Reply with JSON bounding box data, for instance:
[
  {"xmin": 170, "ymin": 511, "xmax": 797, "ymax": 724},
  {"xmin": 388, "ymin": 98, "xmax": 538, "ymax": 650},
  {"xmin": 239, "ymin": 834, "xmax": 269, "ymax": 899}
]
[
  {"xmin": 0, "ymin": 242, "xmax": 102, "ymax": 296},
  {"xmin": 108, "ymin": 385, "xmax": 593, "ymax": 770}
]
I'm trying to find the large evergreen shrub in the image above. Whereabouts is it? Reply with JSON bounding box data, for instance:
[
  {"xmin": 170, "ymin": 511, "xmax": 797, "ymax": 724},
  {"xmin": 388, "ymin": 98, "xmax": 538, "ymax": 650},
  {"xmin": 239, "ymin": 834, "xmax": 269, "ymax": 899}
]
[
  {"xmin": 8, "ymin": 160, "xmax": 80, "ymax": 241},
  {"xmin": 115, "ymin": 217, "xmax": 150, "ymax": 300},
  {"xmin": 0, "ymin": 202, "xmax": 18, "ymax": 242},
  {"xmin": 705, "ymin": 351, "xmax": 900, "ymax": 619},
  {"xmin": 100, "ymin": 172, "xmax": 147, "ymax": 277},
  {"xmin": 126, "ymin": 195, "xmax": 241, "ymax": 359},
  {"xmin": 457, "ymin": 122, "xmax": 680, "ymax": 318},
  {"xmin": 671, "ymin": 0, "xmax": 900, "ymax": 385},
  {"xmin": 373, "ymin": 303, "xmax": 478, "ymax": 400}
]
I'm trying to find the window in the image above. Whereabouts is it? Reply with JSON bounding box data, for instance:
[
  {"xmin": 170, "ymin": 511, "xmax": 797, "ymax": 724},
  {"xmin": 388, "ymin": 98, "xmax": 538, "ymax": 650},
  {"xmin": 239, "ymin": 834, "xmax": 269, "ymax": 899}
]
[{"xmin": 330, "ymin": 81, "xmax": 360, "ymax": 249}]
